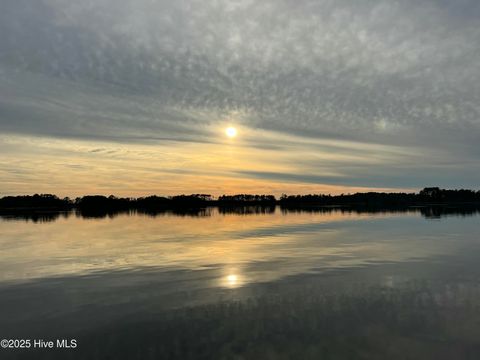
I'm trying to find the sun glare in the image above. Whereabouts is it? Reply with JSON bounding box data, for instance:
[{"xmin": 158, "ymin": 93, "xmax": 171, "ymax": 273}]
[{"xmin": 225, "ymin": 127, "xmax": 237, "ymax": 138}]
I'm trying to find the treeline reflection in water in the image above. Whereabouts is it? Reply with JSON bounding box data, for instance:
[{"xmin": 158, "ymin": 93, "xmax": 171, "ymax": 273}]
[{"xmin": 1, "ymin": 205, "xmax": 480, "ymax": 223}]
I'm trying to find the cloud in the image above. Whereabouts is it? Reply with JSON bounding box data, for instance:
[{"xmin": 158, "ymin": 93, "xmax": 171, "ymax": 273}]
[{"xmin": 0, "ymin": 0, "xmax": 479, "ymax": 193}]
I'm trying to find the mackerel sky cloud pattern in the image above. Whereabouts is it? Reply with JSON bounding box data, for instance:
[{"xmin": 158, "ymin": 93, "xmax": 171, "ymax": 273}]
[{"xmin": 0, "ymin": 0, "xmax": 479, "ymax": 195}]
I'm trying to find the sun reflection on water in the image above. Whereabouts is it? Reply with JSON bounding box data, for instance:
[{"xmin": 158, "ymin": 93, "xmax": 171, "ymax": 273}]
[
  {"xmin": 223, "ymin": 273, "xmax": 243, "ymax": 288},
  {"xmin": 227, "ymin": 274, "xmax": 238, "ymax": 285}
]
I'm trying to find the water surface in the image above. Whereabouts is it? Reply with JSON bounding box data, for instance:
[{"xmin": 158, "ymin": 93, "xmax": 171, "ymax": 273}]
[{"xmin": 1, "ymin": 207, "xmax": 479, "ymax": 359}]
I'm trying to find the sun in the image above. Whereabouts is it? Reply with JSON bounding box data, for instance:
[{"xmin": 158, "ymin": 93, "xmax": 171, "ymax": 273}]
[{"xmin": 225, "ymin": 127, "xmax": 237, "ymax": 138}]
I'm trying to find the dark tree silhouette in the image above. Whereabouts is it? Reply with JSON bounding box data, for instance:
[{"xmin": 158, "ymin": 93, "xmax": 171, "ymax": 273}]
[
  {"xmin": 1, "ymin": 188, "xmax": 479, "ymax": 218},
  {"xmin": 0, "ymin": 194, "xmax": 72, "ymax": 209}
]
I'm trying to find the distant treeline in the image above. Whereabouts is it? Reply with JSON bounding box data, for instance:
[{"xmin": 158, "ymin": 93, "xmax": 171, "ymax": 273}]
[
  {"xmin": 279, "ymin": 187, "xmax": 480, "ymax": 207},
  {"xmin": 1, "ymin": 188, "xmax": 480, "ymax": 214}
]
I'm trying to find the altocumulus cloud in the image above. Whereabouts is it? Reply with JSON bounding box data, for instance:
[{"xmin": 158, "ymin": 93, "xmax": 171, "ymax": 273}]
[{"xmin": 0, "ymin": 0, "xmax": 479, "ymax": 194}]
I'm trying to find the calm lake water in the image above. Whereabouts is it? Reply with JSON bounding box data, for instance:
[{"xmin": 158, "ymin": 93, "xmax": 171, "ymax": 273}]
[{"xmin": 1, "ymin": 207, "xmax": 480, "ymax": 359}]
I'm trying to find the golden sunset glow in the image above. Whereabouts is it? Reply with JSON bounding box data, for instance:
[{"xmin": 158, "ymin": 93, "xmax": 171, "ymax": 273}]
[{"xmin": 0, "ymin": 133, "xmax": 414, "ymax": 197}]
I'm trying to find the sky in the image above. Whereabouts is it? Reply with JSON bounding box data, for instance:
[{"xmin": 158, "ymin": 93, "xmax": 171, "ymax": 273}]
[{"xmin": 1, "ymin": 0, "xmax": 479, "ymax": 197}]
